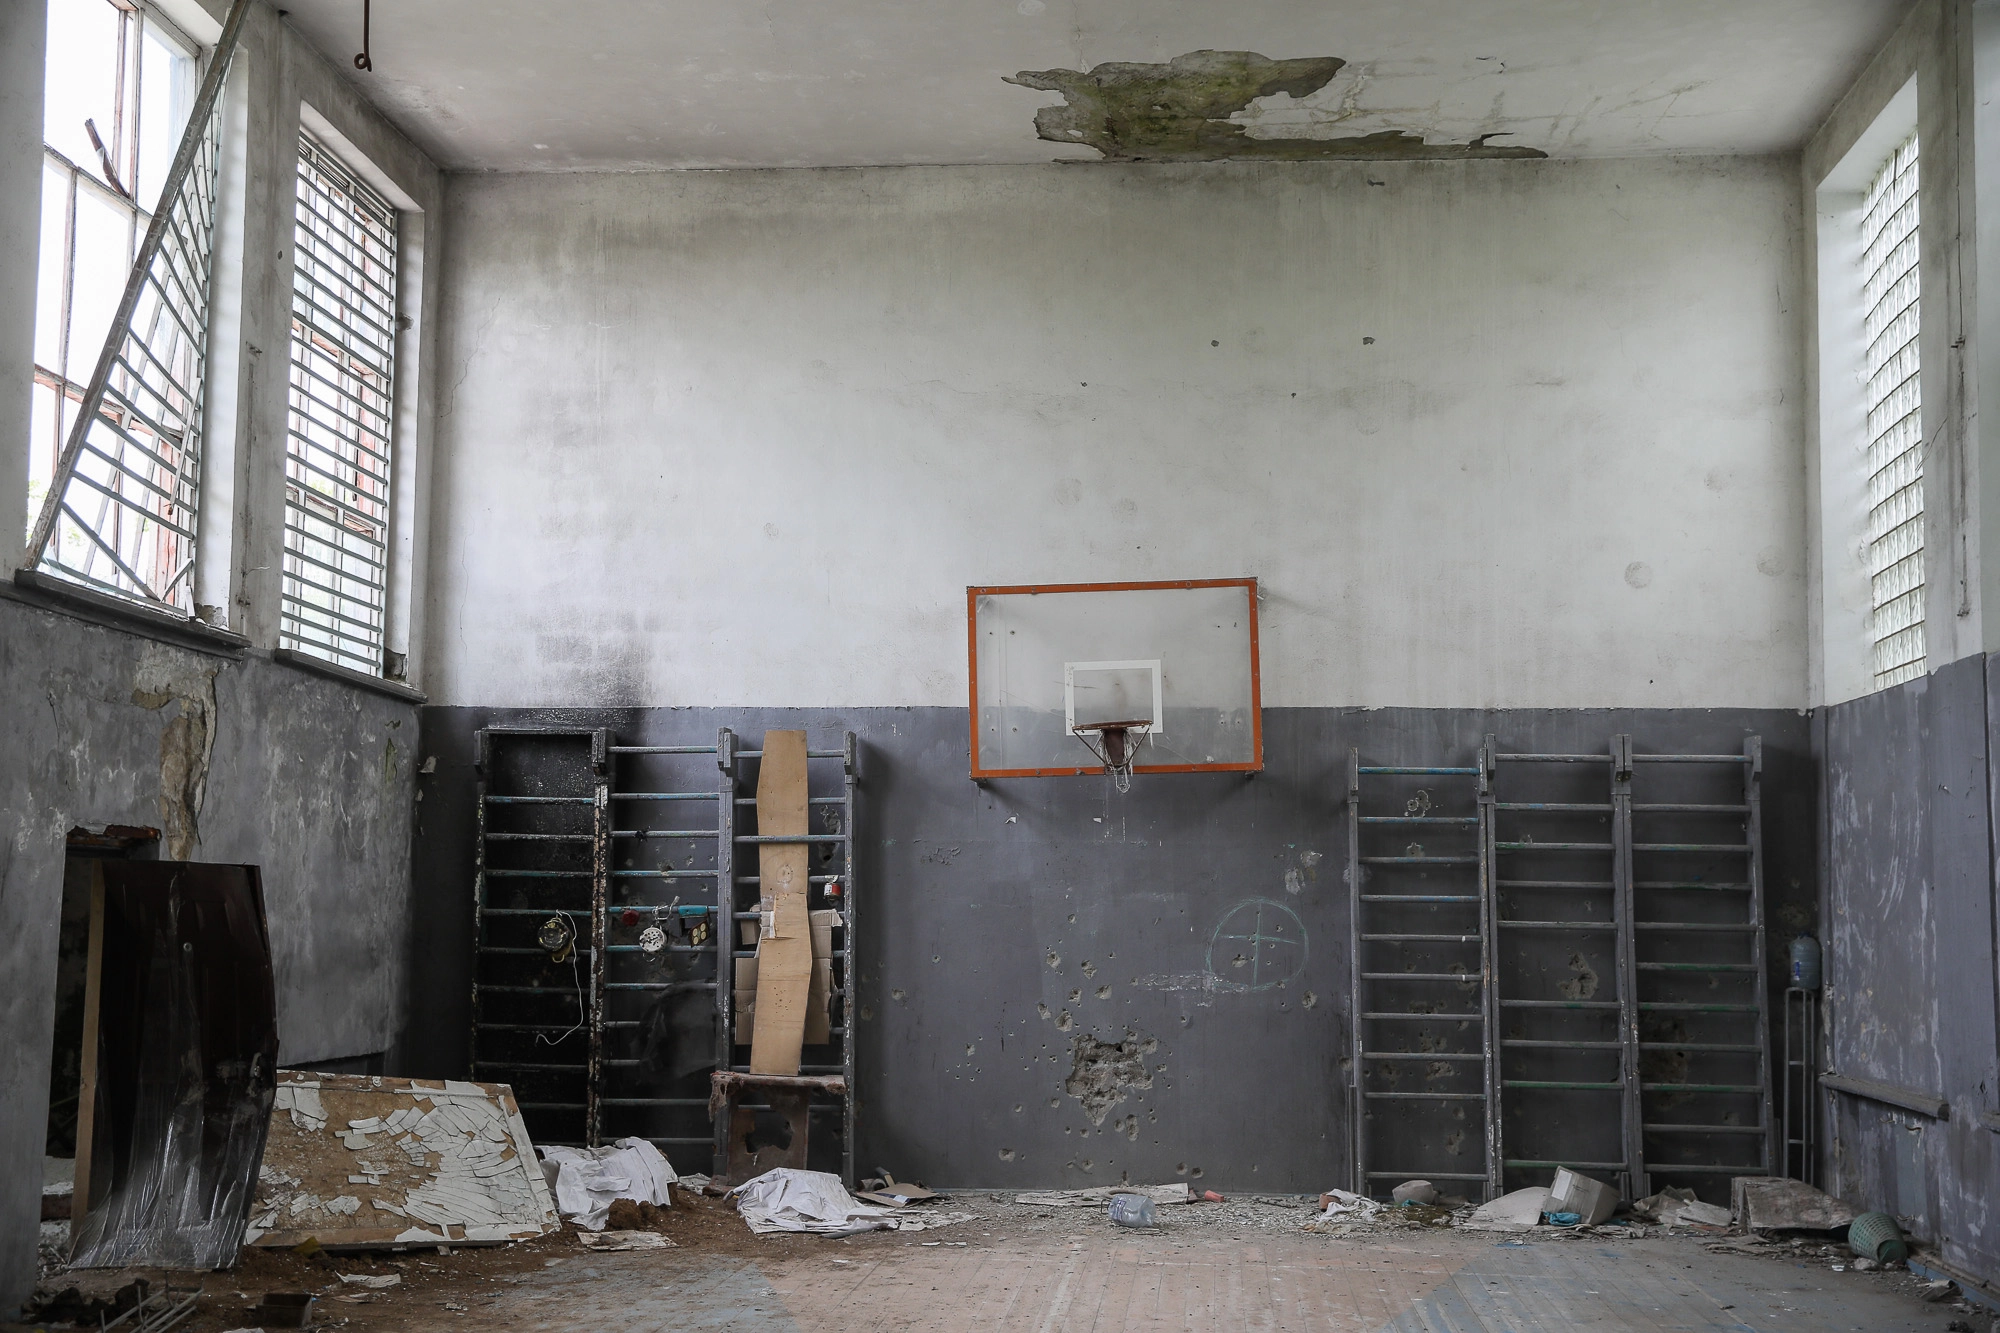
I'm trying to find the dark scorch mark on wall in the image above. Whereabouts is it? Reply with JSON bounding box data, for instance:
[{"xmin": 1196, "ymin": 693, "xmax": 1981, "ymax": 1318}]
[{"xmin": 1006, "ymin": 50, "xmax": 1546, "ymax": 163}]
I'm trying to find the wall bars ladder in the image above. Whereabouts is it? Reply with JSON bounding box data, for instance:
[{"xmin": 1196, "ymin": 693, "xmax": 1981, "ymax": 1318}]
[
  {"xmin": 470, "ymin": 727, "xmax": 859, "ymax": 1183},
  {"xmin": 1347, "ymin": 753, "xmax": 1502, "ymax": 1202},
  {"xmin": 1346, "ymin": 736, "xmax": 1771, "ymax": 1203}
]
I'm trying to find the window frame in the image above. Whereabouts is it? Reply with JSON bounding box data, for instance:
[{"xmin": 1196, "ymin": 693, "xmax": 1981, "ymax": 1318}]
[
  {"xmin": 1859, "ymin": 130, "xmax": 1924, "ymax": 689},
  {"xmin": 278, "ymin": 128, "xmax": 402, "ymax": 678}
]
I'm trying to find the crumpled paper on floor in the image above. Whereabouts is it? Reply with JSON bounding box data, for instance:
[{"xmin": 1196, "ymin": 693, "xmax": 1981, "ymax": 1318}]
[
  {"xmin": 539, "ymin": 1138, "xmax": 677, "ymax": 1231},
  {"xmin": 732, "ymin": 1169, "xmax": 977, "ymax": 1236},
  {"xmin": 734, "ymin": 1169, "xmax": 894, "ymax": 1235}
]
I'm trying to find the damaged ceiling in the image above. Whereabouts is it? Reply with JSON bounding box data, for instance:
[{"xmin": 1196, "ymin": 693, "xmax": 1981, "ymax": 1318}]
[{"xmin": 272, "ymin": 0, "xmax": 1911, "ymax": 171}]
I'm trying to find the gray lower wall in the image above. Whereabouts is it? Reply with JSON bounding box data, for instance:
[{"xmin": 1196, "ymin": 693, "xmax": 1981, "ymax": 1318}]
[
  {"xmin": 0, "ymin": 591, "xmax": 419, "ymax": 1308},
  {"xmin": 1819, "ymin": 652, "xmax": 2000, "ymax": 1286},
  {"xmin": 408, "ymin": 704, "xmax": 1814, "ymax": 1196}
]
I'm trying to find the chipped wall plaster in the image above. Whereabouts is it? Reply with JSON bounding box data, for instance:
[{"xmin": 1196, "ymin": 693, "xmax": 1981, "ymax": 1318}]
[{"xmin": 1006, "ymin": 51, "xmax": 1546, "ymax": 162}]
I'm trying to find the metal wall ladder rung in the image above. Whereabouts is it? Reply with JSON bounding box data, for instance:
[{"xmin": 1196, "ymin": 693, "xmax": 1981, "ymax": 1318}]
[
  {"xmin": 1347, "ymin": 752, "xmax": 1498, "ymax": 1201},
  {"xmin": 1487, "ymin": 739, "xmax": 1640, "ymax": 1197}
]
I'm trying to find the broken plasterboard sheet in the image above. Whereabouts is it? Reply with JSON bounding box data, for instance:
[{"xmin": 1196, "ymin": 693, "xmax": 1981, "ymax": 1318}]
[
  {"xmin": 1014, "ymin": 1184, "xmax": 1194, "ymax": 1207},
  {"xmin": 1731, "ymin": 1177, "xmax": 1855, "ymax": 1232},
  {"xmin": 1462, "ymin": 1187, "xmax": 1549, "ymax": 1232},
  {"xmin": 246, "ymin": 1072, "xmax": 558, "ymax": 1249}
]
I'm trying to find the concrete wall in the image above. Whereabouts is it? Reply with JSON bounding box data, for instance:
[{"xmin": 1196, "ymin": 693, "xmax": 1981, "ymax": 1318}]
[
  {"xmin": 0, "ymin": 0, "xmax": 441, "ymax": 1310},
  {"xmin": 425, "ymin": 155, "xmax": 1808, "ymax": 712},
  {"xmin": 1817, "ymin": 653, "xmax": 2000, "ymax": 1287},
  {"xmin": 411, "ymin": 704, "xmax": 1816, "ymax": 1195}
]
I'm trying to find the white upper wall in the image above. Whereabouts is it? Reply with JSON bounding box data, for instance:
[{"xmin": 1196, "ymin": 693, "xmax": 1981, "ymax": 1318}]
[{"xmin": 425, "ymin": 157, "xmax": 1807, "ymax": 710}]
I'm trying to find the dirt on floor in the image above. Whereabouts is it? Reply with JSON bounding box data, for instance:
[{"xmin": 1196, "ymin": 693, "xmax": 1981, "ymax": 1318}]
[{"xmin": 10, "ymin": 1188, "xmax": 1994, "ymax": 1333}]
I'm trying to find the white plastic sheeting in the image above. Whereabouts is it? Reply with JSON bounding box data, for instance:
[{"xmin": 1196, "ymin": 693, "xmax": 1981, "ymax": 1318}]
[
  {"xmin": 733, "ymin": 1169, "xmax": 892, "ymax": 1235},
  {"xmin": 539, "ymin": 1138, "xmax": 677, "ymax": 1231}
]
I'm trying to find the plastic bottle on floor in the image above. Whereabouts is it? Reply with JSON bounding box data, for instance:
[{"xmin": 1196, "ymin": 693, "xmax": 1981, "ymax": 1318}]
[{"xmin": 1108, "ymin": 1193, "xmax": 1157, "ymax": 1228}]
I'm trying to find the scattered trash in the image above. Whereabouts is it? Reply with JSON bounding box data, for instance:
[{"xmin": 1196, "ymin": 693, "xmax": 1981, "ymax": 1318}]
[
  {"xmin": 1848, "ymin": 1211, "xmax": 1907, "ymax": 1263},
  {"xmin": 1015, "ymin": 1184, "xmax": 1193, "ymax": 1208},
  {"xmin": 734, "ymin": 1168, "xmax": 899, "ymax": 1235},
  {"xmin": 1391, "ymin": 1180, "xmax": 1437, "ymax": 1206},
  {"xmin": 541, "ymin": 1138, "xmax": 677, "ymax": 1231},
  {"xmin": 1730, "ymin": 1177, "xmax": 1855, "ymax": 1233},
  {"xmin": 1109, "ymin": 1194, "xmax": 1159, "ymax": 1228},
  {"xmin": 1678, "ymin": 1201, "xmax": 1734, "ymax": 1228},
  {"xmin": 1631, "ymin": 1186, "xmax": 1699, "ymax": 1224},
  {"xmin": 1852, "ymin": 1256, "xmax": 1881, "ymax": 1272},
  {"xmin": 1543, "ymin": 1211, "xmax": 1583, "ymax": 1227},
  {"xmin": 1920, "ymin": 1279, "xmax": 1957, "ymax": 1303},
  {"xmin": 1309, "ymin": 1190, "xmax": 1386, "ymax": 1225},
  {"xmin": 578, "ymin": 1230, "xmax": 677, "ymax": 1251},
  {"xmin": 1546, "ymin": 1168, "xmax": 1617, "ymax": 1227},
  {"xmin": 337, "ymin": 1273, "xmax": 400, "ymax": 1288},
  {"xmin": 1464, "ymin": 1187, "xmax": 1548, "ymax": 1232},
  {"xmin": 855, "ymin": 1172, "xmax": 941, "ymax": 1207},
  {"xmin": 1201, "ymin": 1190, "xmax": 1226, "ymax": 1203}
]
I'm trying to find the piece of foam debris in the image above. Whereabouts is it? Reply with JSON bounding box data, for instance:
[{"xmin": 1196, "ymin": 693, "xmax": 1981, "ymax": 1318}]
[
  {"xmin": 341, "ymin": 1132, "xmax": 371, "ymax": 1150},
  {"xmin": 347, "ymin": 1118, "xmax": 384, "ymax": 1132},
  {"xmin": 328, "ymin": 1196, "xmax": 362, "ymax": 1216}
]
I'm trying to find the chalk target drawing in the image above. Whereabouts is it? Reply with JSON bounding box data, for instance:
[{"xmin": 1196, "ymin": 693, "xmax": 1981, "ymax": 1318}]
[{"xmin": 1204, "ymin": 897, "xmax": 1308, "ymax": 992}]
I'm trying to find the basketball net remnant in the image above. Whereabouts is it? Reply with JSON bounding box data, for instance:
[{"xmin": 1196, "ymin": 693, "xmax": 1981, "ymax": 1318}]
[{"xmin": 1072, "ymin": 720, "xmax": 1152, "ymax": 793}]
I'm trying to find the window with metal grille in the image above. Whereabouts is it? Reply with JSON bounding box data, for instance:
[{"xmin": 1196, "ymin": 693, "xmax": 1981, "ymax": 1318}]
[
  {"xmin": 29, "ymin": 0, "xmax": 210, "ymax": 607},
  {"xmin": 282, "ymin": 132, "xmax": 398, "ymax": 674},
  {"xmin": 1861, "ymin": 131, "xmax": 1923, "ymax": 689}
]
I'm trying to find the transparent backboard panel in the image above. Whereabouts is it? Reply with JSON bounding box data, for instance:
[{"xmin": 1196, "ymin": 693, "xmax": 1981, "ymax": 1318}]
[{"xmin": 969, "ymin": 580, "xmax": 1262, "ymax": 776}]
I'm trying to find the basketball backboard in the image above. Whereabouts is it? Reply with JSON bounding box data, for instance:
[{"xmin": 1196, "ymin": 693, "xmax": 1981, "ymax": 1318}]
[{"xmin": 967, "ymin": 579, "xmax": 1262, "ymax": 779}]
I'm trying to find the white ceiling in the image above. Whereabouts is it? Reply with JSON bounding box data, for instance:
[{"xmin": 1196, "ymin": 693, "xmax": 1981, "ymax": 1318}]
[{"xmin": 275, "ymin": 0, "xmax": 1912, "ymax": 171}]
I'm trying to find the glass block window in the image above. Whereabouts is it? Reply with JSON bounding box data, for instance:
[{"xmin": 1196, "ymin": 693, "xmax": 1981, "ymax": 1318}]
[{"xmin": 1861, "ymin": 131, "xmax": 1923, "ymax": 689}]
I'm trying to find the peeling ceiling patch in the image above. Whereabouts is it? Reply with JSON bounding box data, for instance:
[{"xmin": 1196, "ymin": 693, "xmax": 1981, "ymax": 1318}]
[{"xmin": 1006, "ymin": 50, "xmax": 1546, "ymax": 162}]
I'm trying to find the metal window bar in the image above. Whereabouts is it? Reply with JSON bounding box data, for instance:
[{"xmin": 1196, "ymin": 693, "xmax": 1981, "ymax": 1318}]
[
  {"xmin": 20, "ymin": 0, "xmax": 251, "ymax": 609},
  {"xmin": 1347, "ymin": 750, "xmax": 1498, "ymax": 1201},
  {"xmin": 279, "ymin": 132, "xmax": 398, "ymax": 675},
  {"xmin": 1862, "ymin": 132, "xmax": 1924, "ymax": 688}
]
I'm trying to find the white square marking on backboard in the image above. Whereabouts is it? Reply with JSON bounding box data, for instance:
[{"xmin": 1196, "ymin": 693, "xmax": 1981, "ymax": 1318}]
[{"xmin": 1065, "ymin": 660, "xmax": 1165, "ymax": 738}]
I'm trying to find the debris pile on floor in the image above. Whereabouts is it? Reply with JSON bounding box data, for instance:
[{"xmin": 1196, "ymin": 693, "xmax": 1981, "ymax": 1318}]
[
  {"xmin": 540, "ymin": 1137, "xmax": 678, "ymax": 1230},
  {"xmin": 731, "ymin": 1167, "xmax": 976, "ymax": 1235}
]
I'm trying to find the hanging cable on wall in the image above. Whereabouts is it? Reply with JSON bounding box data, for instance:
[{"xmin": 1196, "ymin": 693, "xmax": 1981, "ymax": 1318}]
[{"xmin": 353, "ymin": 0, "xmax": 372, "ymax": 70}]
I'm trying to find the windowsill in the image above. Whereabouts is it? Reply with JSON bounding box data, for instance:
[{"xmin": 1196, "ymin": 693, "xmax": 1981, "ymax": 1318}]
[
  {"xmin": 270, "ymin": 647, "xmax": 426, "ymax": 703},
  {"xmin": 7, "ymin": 568, "xmax": 250, "ymax": 657}
]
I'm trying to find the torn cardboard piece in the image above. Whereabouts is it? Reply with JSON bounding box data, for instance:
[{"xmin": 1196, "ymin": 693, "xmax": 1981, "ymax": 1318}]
[
  {"xmin": 246, "ymin": 1073, "xmax": 558, "ymax": 1249},
  {"xmin": 750, "ymin": 731, "xmax": 812, "ymax": 1075}
]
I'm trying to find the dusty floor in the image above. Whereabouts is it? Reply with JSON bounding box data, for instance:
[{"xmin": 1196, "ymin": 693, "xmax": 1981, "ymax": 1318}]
[{"xmin": 12, "ymin": 1190, "xmax": 1995, "ymax": 1332}]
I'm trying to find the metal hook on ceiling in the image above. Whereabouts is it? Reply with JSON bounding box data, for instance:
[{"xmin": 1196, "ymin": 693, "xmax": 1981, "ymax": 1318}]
[{"xmin": 353, "ymin": 0, "xmax": 372, "ymax": 70}]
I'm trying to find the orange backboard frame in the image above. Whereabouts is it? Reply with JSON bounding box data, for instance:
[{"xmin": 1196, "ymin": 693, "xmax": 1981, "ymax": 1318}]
[{"xmin": 966, "ymin": 578, "xmax": 1263, "ymax": 779}]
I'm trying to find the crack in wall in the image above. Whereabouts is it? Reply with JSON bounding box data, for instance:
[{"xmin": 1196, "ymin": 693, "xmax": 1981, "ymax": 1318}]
[
  {"xmin": 131, "ymin": 646, "xmax": 220, "ymax": 860},
  {"xmin": 1006, "ymin": 50, "xmax": 1546, "ymax": 163}
]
